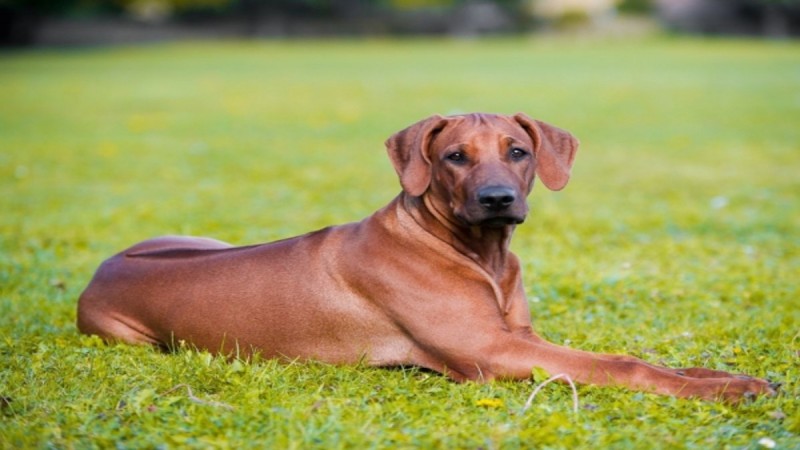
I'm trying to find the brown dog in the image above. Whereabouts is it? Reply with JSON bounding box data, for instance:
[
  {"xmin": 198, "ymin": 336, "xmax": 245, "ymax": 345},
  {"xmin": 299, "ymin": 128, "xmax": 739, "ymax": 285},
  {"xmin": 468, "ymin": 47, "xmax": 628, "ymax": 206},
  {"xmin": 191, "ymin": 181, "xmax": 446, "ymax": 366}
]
[{"xmin": 78, "ymin": 113, "xmax": 775, "ymax": 402}]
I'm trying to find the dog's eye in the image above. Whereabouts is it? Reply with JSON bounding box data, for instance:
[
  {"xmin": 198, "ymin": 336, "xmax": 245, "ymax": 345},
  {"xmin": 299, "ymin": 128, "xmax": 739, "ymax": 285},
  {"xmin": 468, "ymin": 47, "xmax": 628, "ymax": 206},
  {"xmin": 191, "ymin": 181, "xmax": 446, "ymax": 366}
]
[
  {"xmin": 509, "ymin": 148, "xmax": 529, "ymax": 161},
  {"xmin": 446, "ymin": 152, "xmax": 466, "ymax": 164}
]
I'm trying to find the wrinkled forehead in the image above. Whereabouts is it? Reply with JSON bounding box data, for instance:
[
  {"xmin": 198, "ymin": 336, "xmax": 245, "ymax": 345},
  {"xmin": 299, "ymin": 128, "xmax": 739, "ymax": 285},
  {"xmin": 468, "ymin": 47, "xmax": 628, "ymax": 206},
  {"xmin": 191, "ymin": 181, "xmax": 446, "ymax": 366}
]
[{"xmin": 431, "ymin": 114, "xmax": 532, "ymax": 151}]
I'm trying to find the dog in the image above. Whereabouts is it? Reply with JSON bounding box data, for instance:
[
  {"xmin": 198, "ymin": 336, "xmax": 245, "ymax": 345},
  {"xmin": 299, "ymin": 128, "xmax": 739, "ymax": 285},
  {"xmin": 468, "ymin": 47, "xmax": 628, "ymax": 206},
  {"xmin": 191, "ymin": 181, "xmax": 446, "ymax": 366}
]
[{"xmin": 77, "ymin": 112, "xmax": 775, "ymax": 402}]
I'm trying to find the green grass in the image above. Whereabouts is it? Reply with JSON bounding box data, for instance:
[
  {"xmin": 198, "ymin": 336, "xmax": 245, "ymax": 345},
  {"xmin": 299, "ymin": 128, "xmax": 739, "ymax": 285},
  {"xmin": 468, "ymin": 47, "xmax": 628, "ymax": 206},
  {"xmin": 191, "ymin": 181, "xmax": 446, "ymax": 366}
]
[{"xmin": 1, "ymin": 36, "xmax": 799, "ymax": 448}]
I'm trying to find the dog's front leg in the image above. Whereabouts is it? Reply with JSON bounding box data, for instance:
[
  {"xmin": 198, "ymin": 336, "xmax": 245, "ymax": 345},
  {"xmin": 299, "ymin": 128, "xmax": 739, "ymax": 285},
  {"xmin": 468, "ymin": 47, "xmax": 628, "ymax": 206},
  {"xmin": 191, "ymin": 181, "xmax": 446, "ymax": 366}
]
[{"xmin": 478, "ymin": 336, "xmax": 776, "ymax": 402}]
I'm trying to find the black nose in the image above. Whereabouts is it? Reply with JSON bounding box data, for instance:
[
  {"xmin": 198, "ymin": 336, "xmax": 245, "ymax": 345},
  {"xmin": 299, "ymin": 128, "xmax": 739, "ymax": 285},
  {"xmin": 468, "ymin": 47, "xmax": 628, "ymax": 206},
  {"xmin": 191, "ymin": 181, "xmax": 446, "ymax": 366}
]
[{"xmin": 477, "ymin": 186, "xmax": 516, "ymax": 211}]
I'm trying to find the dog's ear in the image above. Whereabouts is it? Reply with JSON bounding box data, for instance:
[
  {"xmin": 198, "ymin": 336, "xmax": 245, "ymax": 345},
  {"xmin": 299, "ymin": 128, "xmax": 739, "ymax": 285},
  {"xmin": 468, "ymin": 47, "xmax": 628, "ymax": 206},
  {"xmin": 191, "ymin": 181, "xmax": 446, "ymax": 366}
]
[
  {"xmin": 513, "ymin": 113, "xmax": 579, "ymax": 191},
  {"xmin": 385, "ymin": 115, "xmax": 449, "ymax": 197}
]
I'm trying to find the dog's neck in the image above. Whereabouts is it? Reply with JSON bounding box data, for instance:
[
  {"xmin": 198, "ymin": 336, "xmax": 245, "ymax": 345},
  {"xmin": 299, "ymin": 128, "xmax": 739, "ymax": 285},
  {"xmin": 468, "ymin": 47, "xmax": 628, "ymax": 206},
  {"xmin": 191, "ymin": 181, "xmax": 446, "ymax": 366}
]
[{"xmin": 401, "ymin": 193, "xmax": 514, "ymax": 277}]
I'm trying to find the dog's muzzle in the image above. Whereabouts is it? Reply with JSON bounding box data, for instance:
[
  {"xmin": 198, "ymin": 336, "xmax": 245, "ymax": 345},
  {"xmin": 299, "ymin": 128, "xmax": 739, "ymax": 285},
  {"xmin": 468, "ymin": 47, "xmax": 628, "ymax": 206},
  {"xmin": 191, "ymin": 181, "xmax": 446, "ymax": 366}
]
[
  {"xmin": 470, "ymin": 185, "xmax": 526, "ymax": 227},
  {"xmin": 477, "ymin": 186, "xmax": 516, "ymax": 211}
]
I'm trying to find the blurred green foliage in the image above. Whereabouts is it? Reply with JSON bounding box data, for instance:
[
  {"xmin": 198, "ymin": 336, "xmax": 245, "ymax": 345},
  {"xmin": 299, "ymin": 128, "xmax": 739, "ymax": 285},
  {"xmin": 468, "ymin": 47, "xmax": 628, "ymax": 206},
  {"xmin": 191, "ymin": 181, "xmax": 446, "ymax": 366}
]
[{"xmin": 0, "ymin": 0, "xmax": 527, "ymax": 15}]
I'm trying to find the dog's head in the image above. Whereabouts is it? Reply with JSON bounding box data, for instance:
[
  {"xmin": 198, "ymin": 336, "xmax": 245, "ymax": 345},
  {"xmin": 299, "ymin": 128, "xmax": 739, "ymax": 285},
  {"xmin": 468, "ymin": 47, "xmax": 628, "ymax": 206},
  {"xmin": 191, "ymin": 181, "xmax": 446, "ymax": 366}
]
[{"xmin": 386, "ymin": 113, "xmax": 578, "ymax": 228}]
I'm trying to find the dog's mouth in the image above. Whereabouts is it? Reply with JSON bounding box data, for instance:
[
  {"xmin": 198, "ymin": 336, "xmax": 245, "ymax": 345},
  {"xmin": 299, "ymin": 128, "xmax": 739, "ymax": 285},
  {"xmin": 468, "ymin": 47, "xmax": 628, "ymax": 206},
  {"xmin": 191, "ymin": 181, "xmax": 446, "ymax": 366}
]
[
  {"xmin": 456, "ymin": 213, "xmax": 526, "ymax": 228},
  {"xmin": 478, "ymin": 216, "xmax": 525, "ymax": 228},
  {"xmin": 453, "ymin": 198, "xmax": 528, "ymax": 229}
]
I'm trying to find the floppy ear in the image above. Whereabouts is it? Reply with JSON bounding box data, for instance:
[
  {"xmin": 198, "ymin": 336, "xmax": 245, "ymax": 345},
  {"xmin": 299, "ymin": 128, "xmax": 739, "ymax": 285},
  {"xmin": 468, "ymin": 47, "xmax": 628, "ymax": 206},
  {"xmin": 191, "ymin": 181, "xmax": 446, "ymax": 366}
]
[
  {"xmin": 385, "ymin": 115, "xmax": 449, "ymax": 197},
  {"xmin": 513, "ymin": 113, "xmax": 579, "ymax": 191}
]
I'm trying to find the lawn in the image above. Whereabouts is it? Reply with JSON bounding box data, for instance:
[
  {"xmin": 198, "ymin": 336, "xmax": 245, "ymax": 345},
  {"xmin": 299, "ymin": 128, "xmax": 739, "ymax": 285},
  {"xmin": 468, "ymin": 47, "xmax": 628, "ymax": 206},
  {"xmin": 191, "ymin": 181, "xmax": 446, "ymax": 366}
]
[{"xmin": 1, "ymin": 35, "xmax": 798, "ymax": 448}]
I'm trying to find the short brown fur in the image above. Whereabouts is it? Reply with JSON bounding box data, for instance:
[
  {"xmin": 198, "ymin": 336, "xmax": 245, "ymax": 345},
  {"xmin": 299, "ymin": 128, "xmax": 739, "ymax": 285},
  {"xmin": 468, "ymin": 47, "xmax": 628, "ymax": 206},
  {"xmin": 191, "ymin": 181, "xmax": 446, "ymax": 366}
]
[{"xmin": 78, "ymin": 113, "xmax": 775, "ymax": 402}]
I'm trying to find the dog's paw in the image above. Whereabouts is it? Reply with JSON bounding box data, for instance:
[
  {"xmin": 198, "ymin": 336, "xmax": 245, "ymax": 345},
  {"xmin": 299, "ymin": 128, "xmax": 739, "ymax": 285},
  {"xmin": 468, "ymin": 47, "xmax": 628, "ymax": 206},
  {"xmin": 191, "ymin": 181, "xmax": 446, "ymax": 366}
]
[{"xmin": 714, "ymin": 377, "xmax": 778, "ymax": 403}]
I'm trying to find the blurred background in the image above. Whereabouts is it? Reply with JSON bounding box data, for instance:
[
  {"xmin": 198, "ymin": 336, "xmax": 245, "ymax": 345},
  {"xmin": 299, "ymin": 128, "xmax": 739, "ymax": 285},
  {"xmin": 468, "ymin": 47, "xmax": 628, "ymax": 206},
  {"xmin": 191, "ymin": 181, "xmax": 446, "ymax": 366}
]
[{"xmin": 2, "ymin": 0, "xmax": 800, "ymax": 47}]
